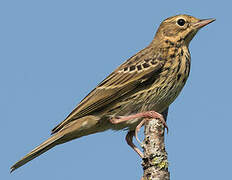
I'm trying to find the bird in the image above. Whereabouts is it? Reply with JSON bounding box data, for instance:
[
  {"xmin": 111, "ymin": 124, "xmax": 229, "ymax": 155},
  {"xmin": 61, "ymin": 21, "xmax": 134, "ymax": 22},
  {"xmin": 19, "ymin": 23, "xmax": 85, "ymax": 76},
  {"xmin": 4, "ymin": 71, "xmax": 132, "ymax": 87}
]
[{"xmin": 10, "ymin": 14, "xmax": 215, "ymax": 172}]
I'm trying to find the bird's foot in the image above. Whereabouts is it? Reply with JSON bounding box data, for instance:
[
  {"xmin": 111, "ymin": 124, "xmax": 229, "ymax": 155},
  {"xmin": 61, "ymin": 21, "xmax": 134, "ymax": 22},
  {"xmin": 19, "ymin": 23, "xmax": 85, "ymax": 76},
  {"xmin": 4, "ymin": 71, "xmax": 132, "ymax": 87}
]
[
  {"xmin": 138, "ymin": 111, "xmax": 168, "ymax": 132},
  {"xmin": 126, "ymin": 131, "xmax": 144, "ymax": 158},
  {"xmin": 134, "ymin": 111, "xmax": 168, "ymax": 144},
  {"xmin": 111, "ymin": 111, "xmax": 168, "ymax": 158}
]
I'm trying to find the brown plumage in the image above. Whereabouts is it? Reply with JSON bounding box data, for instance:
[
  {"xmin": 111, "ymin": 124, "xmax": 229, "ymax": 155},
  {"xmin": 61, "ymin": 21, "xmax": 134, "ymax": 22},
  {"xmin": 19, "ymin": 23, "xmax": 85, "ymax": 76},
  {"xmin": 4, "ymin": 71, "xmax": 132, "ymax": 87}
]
[{"xmin": 11, "ymin": 14, "xmax": 215, "ymax": 172}]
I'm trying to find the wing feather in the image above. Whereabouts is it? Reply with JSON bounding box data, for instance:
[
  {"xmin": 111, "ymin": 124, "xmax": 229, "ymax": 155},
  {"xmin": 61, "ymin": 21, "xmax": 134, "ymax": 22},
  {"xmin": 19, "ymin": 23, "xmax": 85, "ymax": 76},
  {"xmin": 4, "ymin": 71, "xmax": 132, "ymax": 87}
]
[{"xmin": 51, "ymin": 46, "xmax": 164, "ymax": 134}]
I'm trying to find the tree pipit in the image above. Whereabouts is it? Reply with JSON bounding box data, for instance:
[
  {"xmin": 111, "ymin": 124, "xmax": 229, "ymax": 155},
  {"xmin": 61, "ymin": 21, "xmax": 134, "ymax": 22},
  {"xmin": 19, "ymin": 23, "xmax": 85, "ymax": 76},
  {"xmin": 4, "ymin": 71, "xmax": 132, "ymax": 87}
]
[{"xmin": 11, "ymin": 15, "xmax": 215, "ymax": 172}]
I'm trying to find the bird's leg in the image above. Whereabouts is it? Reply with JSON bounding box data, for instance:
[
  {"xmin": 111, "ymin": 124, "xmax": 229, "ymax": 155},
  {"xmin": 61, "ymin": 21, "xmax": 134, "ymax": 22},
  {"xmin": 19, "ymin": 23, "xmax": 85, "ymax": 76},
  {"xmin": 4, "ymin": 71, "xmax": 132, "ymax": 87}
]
[
  {"xmin": 126, "ymin": 131, "xmax": 144, "ymax": 158},
  {"xmin": 110, "ymin": 111, "xmax": 168, "ymax": 131},
  {"xmin": 134, "ymin": 118, "xmax": 148, "ymax": 144},
  {"xmin": 111, "ymin": 111, "xmax": 168, "ymax": 145}
]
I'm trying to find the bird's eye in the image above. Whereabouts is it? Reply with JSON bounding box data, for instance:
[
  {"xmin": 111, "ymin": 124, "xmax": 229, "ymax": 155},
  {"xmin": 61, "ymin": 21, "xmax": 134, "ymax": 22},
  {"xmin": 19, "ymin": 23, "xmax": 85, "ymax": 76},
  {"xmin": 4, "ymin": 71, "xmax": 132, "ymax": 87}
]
[{"xmin": 177, "ymin": 19, "xmax": 186, "ymax": 26}]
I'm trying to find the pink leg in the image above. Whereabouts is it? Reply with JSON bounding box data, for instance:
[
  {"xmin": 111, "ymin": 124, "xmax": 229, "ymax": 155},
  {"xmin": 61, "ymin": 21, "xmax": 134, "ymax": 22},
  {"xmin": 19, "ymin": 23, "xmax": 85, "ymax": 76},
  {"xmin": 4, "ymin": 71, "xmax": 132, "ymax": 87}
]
[
  {"xmin": 126, "ymin": 131, "xmax": 144, "ymax": 158},
  {"xmin": 110, "ymin": 111, "xmax": 168, "ymax": 131},
  {"xmin": 111, "ymin": 111, "xmax": 168, "ymax": 146},
  {"xmin": 135, "ymin": 118, "xmax": 147, "ymax": 144}
]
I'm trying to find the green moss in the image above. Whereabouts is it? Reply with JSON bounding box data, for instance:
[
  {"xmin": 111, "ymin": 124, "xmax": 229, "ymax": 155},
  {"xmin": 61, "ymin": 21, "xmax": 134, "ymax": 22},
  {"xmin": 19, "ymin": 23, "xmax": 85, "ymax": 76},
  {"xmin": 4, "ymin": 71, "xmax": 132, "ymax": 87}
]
[
  {"xmin": 151, "ymin": 156, "xmax": 168, "ymax": 170},
  {"xmin": 158, "ymin": 160, "xmax": 169, "ymax": 169}
]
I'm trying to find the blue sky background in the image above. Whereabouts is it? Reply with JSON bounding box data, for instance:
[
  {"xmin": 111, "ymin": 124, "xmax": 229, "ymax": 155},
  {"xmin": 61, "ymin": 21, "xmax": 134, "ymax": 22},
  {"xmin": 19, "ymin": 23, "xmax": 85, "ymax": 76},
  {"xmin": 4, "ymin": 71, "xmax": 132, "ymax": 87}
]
[{"xmin": 1, "ymin": 0, "xmax": 231, "ymax": 179}]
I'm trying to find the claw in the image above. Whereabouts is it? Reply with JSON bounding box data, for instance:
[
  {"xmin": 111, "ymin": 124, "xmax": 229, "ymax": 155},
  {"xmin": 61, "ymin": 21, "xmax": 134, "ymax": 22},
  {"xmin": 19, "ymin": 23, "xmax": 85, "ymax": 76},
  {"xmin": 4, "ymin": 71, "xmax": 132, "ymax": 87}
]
[{"xmin": 126, "ymin": 131, "xmax": 144, "ymax": 158}]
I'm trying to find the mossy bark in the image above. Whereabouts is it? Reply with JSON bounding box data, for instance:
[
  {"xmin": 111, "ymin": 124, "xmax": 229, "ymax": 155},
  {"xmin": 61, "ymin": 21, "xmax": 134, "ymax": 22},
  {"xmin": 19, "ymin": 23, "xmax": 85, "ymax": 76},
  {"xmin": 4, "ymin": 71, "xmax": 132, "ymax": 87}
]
[{"xmin": 141, "ymin": 118, "xmax": 170, "ymax": 180}]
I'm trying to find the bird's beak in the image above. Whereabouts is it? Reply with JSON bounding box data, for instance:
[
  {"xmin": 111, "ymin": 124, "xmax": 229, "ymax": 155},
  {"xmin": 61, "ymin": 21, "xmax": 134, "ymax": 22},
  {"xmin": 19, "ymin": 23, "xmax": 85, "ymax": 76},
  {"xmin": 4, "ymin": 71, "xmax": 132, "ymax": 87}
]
[{"xmin": 192, "ymin": 18, "xmax": 216, "ymax": 29}]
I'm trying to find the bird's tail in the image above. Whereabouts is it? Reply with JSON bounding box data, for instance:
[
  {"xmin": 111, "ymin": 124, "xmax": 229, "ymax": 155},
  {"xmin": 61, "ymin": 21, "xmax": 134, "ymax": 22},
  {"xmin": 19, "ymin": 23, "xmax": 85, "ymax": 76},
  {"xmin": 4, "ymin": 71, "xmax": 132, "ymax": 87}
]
[
  {"xmin": 10, "ymin": 115, "xmax": 103, "ymax": 173},
  {"xmin": 10, "ymin": 132, "xmax": 63, "ymax": 173}
]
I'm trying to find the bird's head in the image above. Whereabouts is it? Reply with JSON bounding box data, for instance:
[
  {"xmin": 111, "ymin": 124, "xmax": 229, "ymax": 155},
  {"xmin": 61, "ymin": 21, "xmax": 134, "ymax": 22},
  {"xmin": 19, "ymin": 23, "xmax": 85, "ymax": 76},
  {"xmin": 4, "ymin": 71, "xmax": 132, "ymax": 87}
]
[{"xmin": 154, "ymin": 14, "xmax": 215, "ymax": 46}]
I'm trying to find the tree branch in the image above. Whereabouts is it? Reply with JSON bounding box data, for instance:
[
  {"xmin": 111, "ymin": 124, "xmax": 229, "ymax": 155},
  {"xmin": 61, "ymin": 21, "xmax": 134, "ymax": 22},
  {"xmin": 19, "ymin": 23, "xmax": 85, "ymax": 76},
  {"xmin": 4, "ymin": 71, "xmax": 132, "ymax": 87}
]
[{"xmin": 141, "ymin": 118, "xmax": 170, "ymax": 180}]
